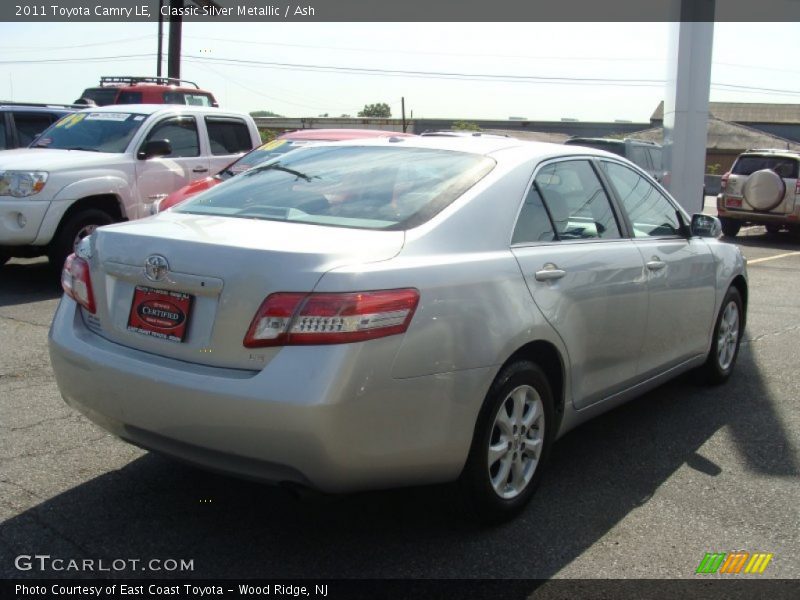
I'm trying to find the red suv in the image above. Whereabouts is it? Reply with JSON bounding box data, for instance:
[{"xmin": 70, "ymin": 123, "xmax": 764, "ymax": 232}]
[{"xmin": 77, "ymin": 76, "xmax": 218, "ymax": 107}]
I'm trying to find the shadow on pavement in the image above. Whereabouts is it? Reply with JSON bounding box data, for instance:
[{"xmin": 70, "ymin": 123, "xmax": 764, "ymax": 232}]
[
  {"xmin": 1, "ymin": 340, "xmax": 794, "ymax": 579},
  {"xmin": 0, "ymin": 259, "xmax": 61, "ymax": 307}
]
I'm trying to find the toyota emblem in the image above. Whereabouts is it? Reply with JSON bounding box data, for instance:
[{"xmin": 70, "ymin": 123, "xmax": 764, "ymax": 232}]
[{"xmin": 144, "ymin": 255, "xmax": 169, "ymax": 282}]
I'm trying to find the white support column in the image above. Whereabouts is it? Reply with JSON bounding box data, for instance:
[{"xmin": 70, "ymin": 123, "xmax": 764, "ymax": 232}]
[{"xmin": 662, "ymin": 5, "xmax": 715, "ymax": 213}]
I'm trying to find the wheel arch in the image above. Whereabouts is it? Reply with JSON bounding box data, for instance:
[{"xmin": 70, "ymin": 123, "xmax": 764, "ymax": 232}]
[
  {"xmin": 50, "ymin": 194, "xmax": 125, "ymax": 243},
  {"xmin": 729, "ymin": 274, "xmax": 748, "ymax": 330},
  {"xmin": 500, "ymin": 340, "xmax": 566, "ymax": 434}
]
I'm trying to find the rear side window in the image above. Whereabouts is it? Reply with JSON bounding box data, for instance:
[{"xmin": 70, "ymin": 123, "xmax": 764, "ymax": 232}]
[
  {"xmin": 628, "ymin": 146, "xmax": 650, "ymax": 171},
  {"xmin": 163, "ymin": 92, "xmax": 213, "ymax": 107},
  {"xmin": 647, "ymin": 147, "xmax": 662, "ymax": 171},
  {"xmin": 0, "ymin": 117, "xmax": 7, "ymax": 149},
  {"xmin": 177, "ymin": 146, "xmax": 496, "ymax": 231},
  {"xmin": 534, "ymin": 160, "xmax": 621, "ymax": 240},
  {"xmin": 205, "ymin": 117, "xmax": 252, "ymax": 155},
  {"xmin": 13, "ymin": 112, "xmax": 56, "ymax": 146},
  {"xmin": 144, "ymin": 116, "xmax": 199, "ymax": 157},
  {"xmin": 732, "ymin": 155, "xmax": 799, "ymax": 178}
]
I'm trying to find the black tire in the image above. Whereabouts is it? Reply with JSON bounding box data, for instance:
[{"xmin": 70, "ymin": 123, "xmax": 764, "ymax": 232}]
[
  {"xmin": 700, "ymin": 287, "xmax": 744, "ymax": 385},
  {"xmin": 765, "ymin": 224, "xmax": 781, "ymax": 235},
  {"xmin": 720, "ymin": 218, "xmax": 741, "ymax": 238},
  {"xmin": 48, "ymin": 209, "xmax": 113, "ymax": 270},
  {"xmin": 0, "ymin": 254, "xmax": 8, "ymax": 267},
  {"xmin": 459, "ymin": 360, "xmax": 555, "ymax": 523}
]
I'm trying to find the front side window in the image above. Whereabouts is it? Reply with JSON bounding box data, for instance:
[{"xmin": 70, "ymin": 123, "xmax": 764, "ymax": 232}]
[
  {"xmin": 177, "ymin": 146, "xmax": 495, "ymax": 231},
  {"xmin": 31, "ymin": 111, "xmax": 146, "ymax": 153},
  {"xmin": 205, "ymin": 117, "xmax": 252, "ymax": 155},
  {"xmin": 144, "ymin": 116, "xmax": 199, "ymax": 158},
  {"xmin": 601, "ymin": 161, "xmax": 681, "ymax": 238},
  {"xmin": 534, "ymin": 160, "xmax": 621, "ymax": 240}
]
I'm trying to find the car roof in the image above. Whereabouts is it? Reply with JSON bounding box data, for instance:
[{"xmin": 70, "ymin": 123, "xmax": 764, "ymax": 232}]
[
  {"xmin": 279, "ymin": 128, "xmax": 415, "ymax": 141},
  {"xmin": 74, "ymin": 104, "xmax": 246, "ymax": 117},
  {"xmin": 321, "ymin": 135, "xmax": 624, "ymax": 162},
  {"xmin": 740, "ymin": 149, "xmax": 800, "ymax": 159},
  {"xmin": 0, "ymin": 104, "xmax": 76, "ymax": 113}
]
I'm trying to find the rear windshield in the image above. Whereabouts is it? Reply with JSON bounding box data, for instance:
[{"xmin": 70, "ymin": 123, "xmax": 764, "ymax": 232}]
[
  {"xmin": 80, "ymin": 88, "xmax": 118, "ymax": 106},
  {"xmin": 217, "ymin": 139, "xmax": 311, "ymax": 180},
  {"xmin": 564, "ymin": 139, "xmax": 625, "ymax": 156},
  {"xmin": 177, "ymin": 145, "xmax": 496, "ymax": 230},
  {"xmin": 733, "ymin": 155, "xmax": 799, "ymax": 178},
  {"xmin": 31, "ymin": 111, "xmax": 147, "ymax": 153}
]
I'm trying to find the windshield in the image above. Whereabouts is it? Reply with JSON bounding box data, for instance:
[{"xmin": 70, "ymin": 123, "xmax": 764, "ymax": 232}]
[
  {"xmin": 217, "ymin": 139, "xmax": 311, "ymax": 181},
  {"xmin": 31, "ymin": 112, "xmax": 147, "ymax": 153},
  {"xmin": 178, "ymin": 145, "xmax": 496, "ymax": 230}
]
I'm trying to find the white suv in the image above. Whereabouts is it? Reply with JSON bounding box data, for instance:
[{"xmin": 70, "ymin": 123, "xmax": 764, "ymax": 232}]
[
  {"xmin": 0, "ymin": 104, "xmax": 260, "ymax": 267},
  {"xmin": 716, "ymin": 149, "xmax": 800, "ymax": 237}
]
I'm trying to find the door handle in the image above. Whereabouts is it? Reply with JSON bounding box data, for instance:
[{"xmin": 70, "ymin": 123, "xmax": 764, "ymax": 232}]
[
  {"xmin": 535, "ymin": 264, "xmax": 566, "ymax": 281},
  {"xmin": 147, "ymin": 193, "xmax": 168, "ymax": 200},
  {"xmin": 192, "ymin": 166, "xmax": 209, "ymax": 173},
  {"xmin": 646, "ymin": 259, "xmax": 666, "ymax": 271}
]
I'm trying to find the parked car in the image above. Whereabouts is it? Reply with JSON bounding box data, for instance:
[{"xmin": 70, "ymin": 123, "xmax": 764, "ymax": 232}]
[
  {"xmin": 77, "ymin": 76, "xmax": 218, "ymax": 107},
  {"xmin": 49, "ymin": 138, "xmax": 747, "ymax": 521},
  {"xmin": 0, "ymin": 103, "xmax": 78, "ymax": 150},
  {"xmin": 156, "ymin": 129, "xmax": 415, "ymax": 212},
  {"xmin": 0, "ymin": 104, "xmax": 259, "ymax": 267},
  {"xmin": 564, "ymin": 137, "xmax": 664, "ymax": 183},
  {"xmin": 716, "ymin": 149, "xmax": 800, "ymax": 237}
]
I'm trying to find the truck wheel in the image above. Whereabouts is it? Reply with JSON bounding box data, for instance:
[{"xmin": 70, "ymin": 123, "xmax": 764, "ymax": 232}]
[
  {"xmin": 48, "ymin": 209, "xmax": 113, "ymax": 270},
  {"xmin": 720, "ymin": 218, "xmax": 741, "ymax": 238},
  {"xmin": 765, "ymin": 224, "xmax": 781, "ymax": 235}
]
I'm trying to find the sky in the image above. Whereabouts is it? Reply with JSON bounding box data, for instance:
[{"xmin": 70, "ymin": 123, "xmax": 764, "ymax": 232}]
[{"xmin": 0, "ymin": 22, "xmax": 798, "ymax": 122}]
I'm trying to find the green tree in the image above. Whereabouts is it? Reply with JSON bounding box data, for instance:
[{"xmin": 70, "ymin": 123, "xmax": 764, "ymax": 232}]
[
  {"xmin": 452, "ymin": 121, "xmax": 481, "ymax": 131},
  {"xmin": 250, "ymin": 110, "xmax": 283, "ymax": 117},
  {"xmin": 358, "ymin": 103, "xmax": 391, "ymax": 118}
]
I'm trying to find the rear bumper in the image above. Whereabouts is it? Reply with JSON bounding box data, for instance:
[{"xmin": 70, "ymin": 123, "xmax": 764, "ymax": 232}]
[{"xmin": 48, "ymin": 297, "xmax": 492, "ymax": 492}]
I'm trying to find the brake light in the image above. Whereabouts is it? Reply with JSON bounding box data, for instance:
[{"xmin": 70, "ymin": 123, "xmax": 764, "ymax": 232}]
[
  {"xmin": 244, "ymin": 289, "xmax": 420, "ymax": 348},
  {"xmin": 61, "ymin": 253, "xmax": 96, "ymax": 313},
  {"xmin": 720, "ymin": 172, "xmax": 730, "ymax": 191},
  {"xmin": 795, "ymin": 179, "xmax": 800, "ymax": 195}
]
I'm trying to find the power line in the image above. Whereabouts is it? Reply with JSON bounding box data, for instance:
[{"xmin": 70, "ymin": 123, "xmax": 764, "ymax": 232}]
[
  {"xmin": 0, "ymin": 54, "xmax": 154, "ymax": 64},
  {"xmin": 0, "ymin": 35, "xmax": 154, "ymax": 52}
]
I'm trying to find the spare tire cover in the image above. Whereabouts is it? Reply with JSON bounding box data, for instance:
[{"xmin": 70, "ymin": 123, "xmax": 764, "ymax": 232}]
[{"xmin": 743, "ymin": 169, "xmax": 786, "ymax": 211}]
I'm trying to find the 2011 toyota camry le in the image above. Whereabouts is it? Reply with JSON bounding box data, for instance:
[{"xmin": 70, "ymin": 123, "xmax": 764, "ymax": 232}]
[{"xmin": 49, "ymin": 136, "xmax": 747, "ymax": 521}]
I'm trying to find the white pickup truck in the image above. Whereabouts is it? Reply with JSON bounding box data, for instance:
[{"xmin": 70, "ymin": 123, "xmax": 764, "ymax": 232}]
[{"xmin": 0, "ymin": 104, "xmax": 260, "ymax": 267}]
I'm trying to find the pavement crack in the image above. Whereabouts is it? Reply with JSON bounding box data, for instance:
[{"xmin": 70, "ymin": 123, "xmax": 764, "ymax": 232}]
[
  {"xmin": 1, "ymin": 413, "xmax": 78, "ymax": 432},
  {"xmin": 0, "ymin": 313, "xmax": 50, "ymax": 328},
  {"xmin": 743, "ymin": 322, "xmax": 800, "ymax": 345},
  {"xmin": 0, "ymin": 434, "xmax": 110, "ymax": 463}
]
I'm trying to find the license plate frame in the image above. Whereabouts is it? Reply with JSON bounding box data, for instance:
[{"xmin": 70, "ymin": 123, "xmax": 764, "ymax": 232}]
[{"xmin": 127, "ymin": 285, "xmax": 193, "ymax": 343}]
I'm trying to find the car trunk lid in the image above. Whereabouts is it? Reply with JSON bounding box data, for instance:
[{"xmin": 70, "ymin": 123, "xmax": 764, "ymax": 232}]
[{"xmin": 82, "ymin": 212, "xmax": 405, "ymax": 370}]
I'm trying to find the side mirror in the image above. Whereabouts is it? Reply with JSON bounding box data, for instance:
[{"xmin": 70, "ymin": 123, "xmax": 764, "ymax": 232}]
[
  {"xmin": 690, "ymin": 213, "xmax": 722, "ymax": 238},
  {"xmin": 137, "ymin": 139, "xmax": 172, "ymax": 160}
]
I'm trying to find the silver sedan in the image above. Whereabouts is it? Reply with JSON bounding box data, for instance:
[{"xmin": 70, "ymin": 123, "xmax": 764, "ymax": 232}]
[{"xmin": 49, "ymin": 137, "xmax": 747, "ymax": 521}]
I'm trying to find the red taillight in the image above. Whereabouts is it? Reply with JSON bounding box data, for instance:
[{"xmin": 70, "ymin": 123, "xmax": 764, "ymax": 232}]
[
  {"xmin": 61, "ymin": 253, "xmax": 96, "ymax": 314},
  {"xmin": 795, "ymin": 179, "xmax": 800, "ymax": 195},
  {"xmin": 720, "ymin": 172, "xmax": 730, "ymax": 191},
  {"xmin": 243, "ymin": 289, "xmax": 420, "ymax": 348}
]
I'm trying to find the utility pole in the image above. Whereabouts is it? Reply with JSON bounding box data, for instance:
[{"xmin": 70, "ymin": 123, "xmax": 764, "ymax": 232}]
[
  {"xmin": 156, "ymin": 0, "xmax": 164, "ymax": 77},
  {"xmin": 401, "ymin": 97, "xmax": 406, "ymax": 133},
  {"xmin": 167, "ymin": 0, "xmax": 183, "ymax": 80}
]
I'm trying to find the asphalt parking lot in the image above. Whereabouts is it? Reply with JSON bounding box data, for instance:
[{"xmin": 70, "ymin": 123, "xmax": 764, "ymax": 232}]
[{"xmin": 1, "ymin": 222, "xmax": 798, "ymax": 581}]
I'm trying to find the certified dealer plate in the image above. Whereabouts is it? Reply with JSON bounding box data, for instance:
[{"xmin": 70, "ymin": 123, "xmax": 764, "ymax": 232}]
[{"xmin": 127, "ymin": 286, "xmax": 193, "ymax": 343}]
